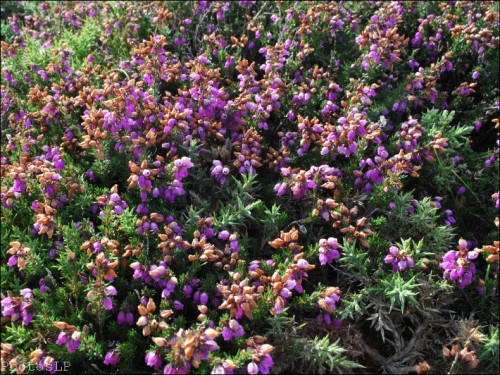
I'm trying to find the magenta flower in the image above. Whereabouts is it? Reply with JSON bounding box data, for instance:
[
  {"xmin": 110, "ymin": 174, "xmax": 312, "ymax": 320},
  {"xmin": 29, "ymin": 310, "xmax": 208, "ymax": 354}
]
[
  {"xmin": 103, "ymin": 351, "xmax": 120, "ymax": 365},
  {"xmin": 218, "ymin": 230, "xmax": 230, "ymax": 241},
  {"xmin": 247, "ymin": 362, "xmax": 259, "ymax": 374},
  {"xmin": 174, "ymin": 157, "xmax": 193, "ymax": 180},
  {"xmin": 221, "ymin": 319, "xmax": 245, "ymax": 341},
  {"xmin": 492, "ymin": 192, "xmax": 499, "ymax": 209},
  {"xmin": 212, "ymin": 360, "xmax": 235, "ymax": 374},
  {"xmin": 211, "ymin": 160, "xmax": 230, "ymax": 185},
  {"xmin": 56, "ymin": 330, "xmax": 81, "ymax": 353},
  {"xmin": 258, "ymin": 354, "xmax": 274, "ymax": 374},
  {"xmin": 384, "ymin": 246, "xmax": 414, "ymax": 272},
  {"xmin": 102, "ymin": 297, "xmax": 113, "ymax": 310},
  {"xmin": 145, "ymin": 351, "xmax": 162, "ymax": 369},
  {"xmin": 1, "ymin": 289, "xmax": 33, "ymax": 325},
  {"xmin": 440, "ymin": 239, "xmax": 479, "ymax": 288},
  {"xmin": 200, "ymin": 292, "xmax": 209, "ymax": 305},
  {"xmin": 102, "ymin": 285, "xmax": 117, "ymax": 310},
  {"xmin": 318, "ymin": 237, "xmax": 340, "ymax": 265}
]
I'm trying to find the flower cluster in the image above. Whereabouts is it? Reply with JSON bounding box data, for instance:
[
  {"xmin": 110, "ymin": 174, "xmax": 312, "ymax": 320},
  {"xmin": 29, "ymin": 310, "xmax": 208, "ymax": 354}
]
[
  {"xmin": 221, "ymin": 319, "xmax": 245, "ymax": 341},
  {"xmin": 211, "ymin": 160, "xmax": 230, "ymax": 185},
  {"xmin": 93, "ymin": 184, "xmax": 128, "ymax": 216},
  {"xmin": 245, "ymin": 336, "xmax": 275, "ymax": 375},
  {"xmin": 6, "ymin": 241, "xmax": 31, "ymax": 270},
  {"xmin": 384, "ymin": 245, "xmax": 415, "ymax": 272},
  {"xmin": 163, "ymin": 327, "xmax": 220, "ymax": 373},
  {"xmin": 53, "ymin": 322, "xmax": 81, "ymax": 353},
  {"xmin": 440, "ymin": 239, "xmax": 479, "ymax": 288},
  {"xmin": 1, "ymin": 289, "xmax": 34, "ymax": 326},
  {"xmin": 317, "ymin": 287, "xmax": 341, "ymax": 326},
  {"xmin": 318, "ymin": 237, "xmax": 341, "ymax": 265}
]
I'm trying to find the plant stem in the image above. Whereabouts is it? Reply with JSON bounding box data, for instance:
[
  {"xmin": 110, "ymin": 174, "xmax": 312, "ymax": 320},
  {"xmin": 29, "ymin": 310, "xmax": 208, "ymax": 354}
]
[
  {"xmin": 433, "ymin": 149, "xmax": 483, "ymax": 207},
  {"xmin": 480, "ymin": 263, "xmax": 491, "ymax": 313}
]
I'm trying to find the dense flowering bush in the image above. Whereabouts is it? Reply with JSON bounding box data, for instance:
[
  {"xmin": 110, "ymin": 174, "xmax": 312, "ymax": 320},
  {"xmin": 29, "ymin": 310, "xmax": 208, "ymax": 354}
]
[{"xmin": 1, "ymin": 1, "xmax": 499, "ymax": 374}]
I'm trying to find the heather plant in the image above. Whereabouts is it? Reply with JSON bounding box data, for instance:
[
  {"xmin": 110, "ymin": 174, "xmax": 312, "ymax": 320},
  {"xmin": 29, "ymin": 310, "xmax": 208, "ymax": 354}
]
[{"xmin": 1, "ymin": 1, "xmax": 499, "ymax": 374}]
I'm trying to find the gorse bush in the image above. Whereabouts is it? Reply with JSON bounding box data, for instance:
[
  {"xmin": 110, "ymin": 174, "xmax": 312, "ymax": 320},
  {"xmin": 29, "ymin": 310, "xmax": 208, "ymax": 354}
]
[{"xmin": 1, "ymin": 1, "xmax": 499, "ymax": 374}]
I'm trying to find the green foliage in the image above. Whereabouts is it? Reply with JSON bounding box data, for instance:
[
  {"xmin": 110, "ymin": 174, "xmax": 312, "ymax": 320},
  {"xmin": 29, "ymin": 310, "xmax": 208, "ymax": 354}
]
[
  {"xmin": 56, "ymin": 18, "xmax": 102, "ymax": 70},
  {"xmin": 264, "ymin": 311, "xmax": 363, "ymax": 374},
  {"xmin": 478, "ymin": 326, "xmax": 500, "ymax": 373},
  {"xmin": 299, "ymin": 336, "xmax": 364, "ymax": 374},
  {"xmin": 339, "ymin": 240, "xmax": 370, "ymax": 279},
  {"xmin": 339, "ymin": 292, "xmax": 368, "ymax": 321},
  {"xmin": 379, "ymin": 273, "xmax": 420, "ymax": 313},
  {"xmin": 378, "ymin": 192, "xmax": 455, "ymax": 255}
]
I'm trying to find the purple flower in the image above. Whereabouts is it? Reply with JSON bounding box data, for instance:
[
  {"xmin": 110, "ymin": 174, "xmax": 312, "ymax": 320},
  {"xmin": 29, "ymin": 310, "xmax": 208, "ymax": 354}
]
[
  {"xmin": 2, "ymin": 289, "xmax": 33, "ymax": 325},
  {"xmin": 318, "ymin": 237, "xmax": 340, "ymax": 265},
  {"xmin": 146, "ymin": 351, "xmax": 162, "ymax": 369},
  {"xmin": 444, "ymin": 209, "xmax": 456, "ymax": 226},
  {"xmin": 125, "ymin": 312, "xmax": 134, "ymax": 325},
  {"xmin": 384, "ymin": 246, "xmax": 414, "ymax": 272},
  {"xmin": 200, "ymin": 292, "xmax": 209, "ymax": 305},
  {"xmin": 39, "ymin": 278, "xmax": 49, "ymax": 293},
  {"xmin": 117, "ymin": 311, "xmax": 126, "ymax": 325},
  {"xmin": 457, "ymin": 186, "xmax": 466, "ymax": 195},
  {"xmin": 103, "ymin": 351, "xmax": 120, "ymax": 365},
  {"xmin": 212, "ymin": 360, "xmax": 235, "ymax": 374},
  {"xmin": 56, "ymin": 330, "xmax": 81, "ymax": 353},
  {"xmin": 221, "ymin": 319, "xmax": 245, "ymax": 341},
  {"xmin": 183, "ymin": 285, "xmax": 193, "ymax": 298},
  {"xmin": 218, "ymin": 230, "xmax": 230, "ymax": 241},
  {"xmin": 258, "ymin": 354, "xmax": 274, "ymax": 374},
  {"xmin": 475, "ymin": 121, "xmax": 482, "ymax": 132},
  {"xmin": 1, "ymin": 297, "xmax": 20, "ymax": 322},
  {"xmin": 103, "ymin": 297, "xmax": 113, "ymax": 310},
  {"xmin": 440, "ymin": 239, "xmax": 478, "ymax": 288},
  {"xmin": 102, "ymin": 285, "xmax": 117, "ymax": 310},
  {"xmin": 174, "ymin": 157, "xmax": 194, "ymax": 180},
  {"xmin": 247, "ymin": 362, "xmax": 259, "ymax": 374},
  {"xmin": 211, "ymin": 160, "xmax": 230, "ymax": 185}
]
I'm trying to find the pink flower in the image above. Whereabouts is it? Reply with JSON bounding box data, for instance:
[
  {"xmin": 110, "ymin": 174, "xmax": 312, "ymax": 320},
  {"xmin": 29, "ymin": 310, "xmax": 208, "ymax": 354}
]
[
  {"xmin": 318, "ymin": 237, "xmax": 340, "ymax": 265},
  {"xmin": 440, "ymin": 239, "xmax": 478, "ymax": 288},
  {"xmin": 221, "ymin": 319, "xmax": 245, "ymax": 341},
  {"xmin": 103, "ymin": 297, "xmax": 113, "ymax": 310},
  {"xmin": 384, "ymin": 246, "xmax": 414, "ymax": 272},
  {"xmin": 247, "ymin": 362, "xmax": 259, "ymax": 374},
  {"xmin": 145, "ymin": 351, "xmax": 162, "ymax": 369},
  {"xmin": 103, "ymin": 351, "xmax": 120, "ymax": 365}
]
